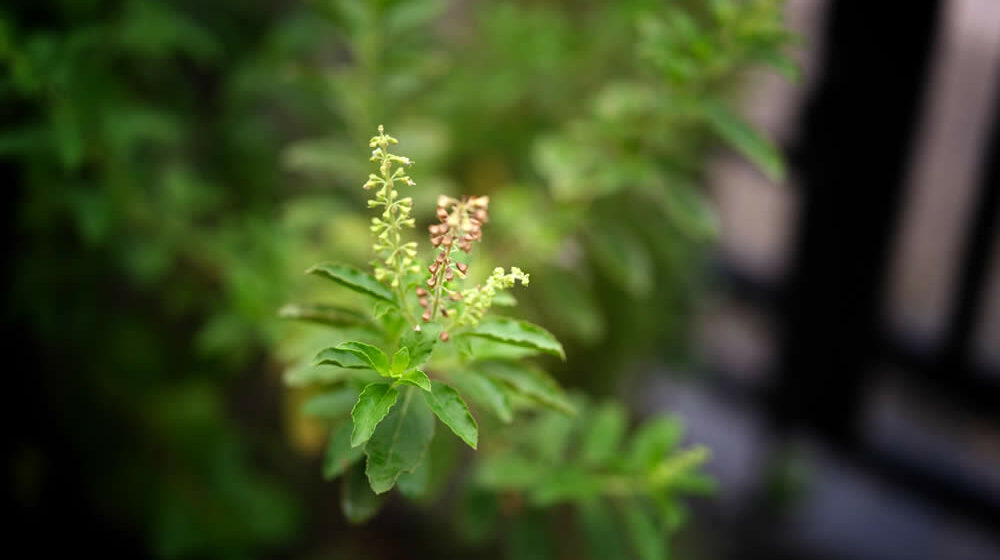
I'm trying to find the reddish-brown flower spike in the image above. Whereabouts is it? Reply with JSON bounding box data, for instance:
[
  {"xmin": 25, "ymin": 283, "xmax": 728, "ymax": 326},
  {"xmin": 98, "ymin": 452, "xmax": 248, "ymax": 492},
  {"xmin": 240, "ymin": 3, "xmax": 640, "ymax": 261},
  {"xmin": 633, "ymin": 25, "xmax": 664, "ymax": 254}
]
[{"xmin": 416, "ymin": 287, "xmax": 427, "ymax": 297}]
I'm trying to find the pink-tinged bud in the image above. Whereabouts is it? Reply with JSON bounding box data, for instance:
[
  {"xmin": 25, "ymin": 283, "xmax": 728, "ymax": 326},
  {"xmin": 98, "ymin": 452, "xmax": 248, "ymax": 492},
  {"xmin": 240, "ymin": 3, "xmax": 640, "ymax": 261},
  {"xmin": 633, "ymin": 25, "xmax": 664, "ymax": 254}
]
[
  {"xmin": 418, "ymin": 297, "xmax": 429, "ymax": 308},
  {"xmin": 422, "ymin": 310, "xmax": 432, "ymax": 322},
  {"xmin": 441, "ymin": 237, "xmax": 452, "ymax": 247},
  {"xmin": 456, "ymin": 263, "xmax": 469, "ymax": 274},
  {"xmin": 469, "ymin": 218, "xmax": 481, "ymax": 228},
  {"xmin": 439, "ymin": 331, "xmax": 450, "ymax": 342},
  {"xmin": 445, "ymin": 269, "xmax": 454, "ymax": 281},
  {"xmin": 429, "ymin": 224, "xmax": 440, "ymax": 235},
  {"xmin": 427, "ymin": 277, "xmax": 436, "ymax": 288},
  {"xmin": 450, "ymin": 292, "xmax": 463, "ymax": 301},
  {"xmin": 428, "ymin": 263, "xmax": 438, "ymax": 274},
  {"xmin": 435, "ymin": 252, "xmax": 446, "ymax": 263},
  {"xmin": 416, "ymin": 287, "xmax": 427, "ymax": 296},
  {"xmin": 431, "ymin": 236, "xmax": 442, "ymax": 247},
  {"xmin": 436, "ymin": 208, "xmax": 448, "ymax": 220},
  {"xmin": 440, "ymin": 308, "xmax": 449, "ymax": 317}
]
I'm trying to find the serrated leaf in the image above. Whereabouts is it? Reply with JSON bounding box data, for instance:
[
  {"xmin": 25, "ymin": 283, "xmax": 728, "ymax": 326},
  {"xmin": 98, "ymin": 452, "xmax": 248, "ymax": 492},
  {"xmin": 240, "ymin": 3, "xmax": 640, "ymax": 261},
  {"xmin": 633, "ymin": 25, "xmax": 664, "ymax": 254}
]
[
  {"xmin": 324, "ymin": 422, "xmax": 364, "ymax": 479},
  {"xmin": 581, "ymin": 402, "xmax": 627, "ymax": 466},
  {"xmin": 396, "ymin": 369, "xmax": 431, "ymax": 392},
  {"xmin": 303, "ymin": 388, "xmax": 359, "ymax": 419},
  {"xmin": 627, "ymin": 416, "xmax": 683, "ymax": 472},
  {"xmin": 399, "ymin": 323, "xmax": 440, "ymax": 367},
  {"xmin": 391, "ymin": 347, "xmax": 410, "ymax": 376},
  {"xmin": 479, "ymin": 361, "xmax": 574, "ymax": 415},
  {"xmin": 622, "ymin": 501, "xmax": 666, "ymax": 560},
  {"xmin": 451, "ymin": 372, "xmax": 513, "ymax": 423},
  {"xmin": 306, "ymin": 263, "xmax": 396, "ymax": 304},
  {"xmin": 423, "ymin": 381, "xmax": 478, "ymax": 449},
  {"xmin": 278, "ymin": 303, "xmax": 371, "ymax": 328},
  {"xmin": 704, "ymin": 98, "xmax": 786, "ymax": 182},
  {"xmin": 341, "ymin": 462, "xmax": 383, "ymax": 524},
  {"xmin": 462, "ymin": 317, "xmax": 565, "ymax": 360},
  {"xmin": 350, "ymin": 383, "xmax": 399, "ymax": 447},
  {"xmin": 313, "ymin": 347, "xmax": 371, "ymax": 369},
  {"xmin": 338, "ymin": 341, "xmax": 390, "ymax": 375},
  {"xmin": 364, "ymin": 388, "xmax": 436, "ymax": 494}
]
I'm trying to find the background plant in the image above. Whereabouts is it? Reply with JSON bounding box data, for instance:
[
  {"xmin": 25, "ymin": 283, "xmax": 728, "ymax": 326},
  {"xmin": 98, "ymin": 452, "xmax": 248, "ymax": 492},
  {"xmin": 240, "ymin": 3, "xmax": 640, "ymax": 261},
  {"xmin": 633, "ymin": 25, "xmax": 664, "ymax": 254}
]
[{"xmin": 3, "ymin": 0, "xmax": 794, "ymax": 558}]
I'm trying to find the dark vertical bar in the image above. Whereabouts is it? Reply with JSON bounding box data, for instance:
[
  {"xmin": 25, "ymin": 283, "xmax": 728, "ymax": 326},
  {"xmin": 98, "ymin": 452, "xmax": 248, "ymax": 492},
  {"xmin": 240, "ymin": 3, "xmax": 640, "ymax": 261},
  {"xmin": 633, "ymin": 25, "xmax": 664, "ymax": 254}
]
[{"xmin": 774, "ymin": 1, "xmax": 942, "ymax": 445}]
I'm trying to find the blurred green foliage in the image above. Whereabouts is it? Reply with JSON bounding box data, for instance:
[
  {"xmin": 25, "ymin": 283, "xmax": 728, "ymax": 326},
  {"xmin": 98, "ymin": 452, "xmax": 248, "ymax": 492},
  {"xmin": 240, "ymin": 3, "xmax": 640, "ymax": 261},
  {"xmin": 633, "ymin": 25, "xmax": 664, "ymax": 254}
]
[{"xmin": 2, "ymin": 0, "xmax": 793, "ymax": 558}]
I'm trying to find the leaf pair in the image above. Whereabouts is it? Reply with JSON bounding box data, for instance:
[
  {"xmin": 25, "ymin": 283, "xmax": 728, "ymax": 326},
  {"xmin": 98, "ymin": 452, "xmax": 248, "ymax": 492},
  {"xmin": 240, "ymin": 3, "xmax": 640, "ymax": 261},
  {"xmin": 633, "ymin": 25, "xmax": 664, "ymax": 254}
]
[{"xmin": 352, "ymin": 381, "xmax": 479, "ymax": 452}]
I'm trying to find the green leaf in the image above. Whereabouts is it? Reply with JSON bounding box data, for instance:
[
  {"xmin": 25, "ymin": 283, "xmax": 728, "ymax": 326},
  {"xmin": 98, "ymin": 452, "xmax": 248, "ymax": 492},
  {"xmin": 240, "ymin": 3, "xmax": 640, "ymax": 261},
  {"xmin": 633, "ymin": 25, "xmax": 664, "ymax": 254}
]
[
  {"xmin": 462, "ymin": 317, "xmax": 565, "ymax": 360},
  {"xmin": 313, "ymin": 347, "xmax": 371, "ymax": 369},
  {"xmin": 303, "ymin": 388, "xmax": 359, "ymax": 419},
  {"xmin": 586, "ymin": 222, "xmax": 654, "ymax": 297},
  {"xmin": 622, "ymin": 501, "xmax": 666, "ymax": 560},
  {"xmin": 323, "ymin": 422, "xmax": 364, "ymax": 480},
  {"xmin": 397, "ymin": 451, "xmax": 431, "ymax": 499},
  {"xmin": 350, "ymin": 383, "xmax": 399, "ymax": 447},
  {"xmin": 704, "ymin": 98, "xmax": 786, "ymax": 182},
  {"xmin": 399, "ymin": 323, "xmax": 440, "ymax": 367},
  {"xmin": 657, "ymin": 182, "xmax": 719, "ymax": 241},
  {"xmin": 341, "ymin": 463, "xmax": 383, "ymax": 524},
  {"xmin": 391, "ymin": 347, "xmax": 410, "ymax": 376},
  {"xmin": 530, "ymin": 468, "xmax": 605, "ymax": 505},
  {"xmin": 364, "ymin": 388, "xmax": 436, "ymax": 494},
  {"xmin": 338, "ymin": 341, "xmax": 390, "ymax": 375},
  {"xmin": 277, "ymin": 303, "xmax": 371, "ymax": 328},
  {"xmin": 395, "ymin": 369, "xmax": 431, "ymax": 392},
  {"xmin": 423, "ymin": 381, "xmax": 478, "ymax": 449},
  {"xmin": 306, "ymin": 263, "xmax": 396, "ymax": 304},
  {"xmin": 578, "ymin": 499, "xmax": 628, "ymax": 560},
  {"xmin": 581, "ymin": 401, "xmax": 627, "ymax": 467},
  {"xmin": 479, "ymin": 361, "xmax": 574, "ymax": 415},
  {"xmin": 457, "ymin": 337, "xmax": 542, "ymax": 361},
  {"xmin": 476, "ymin": 455, "xmax": 548, "ymax": 489},
  {"xmin": 627, "ymin": 416, "xmax": 683, "ymax": 472},
  {"xmin": 451, "ymin": 372, "xmax": 513, "ymax": 424}
]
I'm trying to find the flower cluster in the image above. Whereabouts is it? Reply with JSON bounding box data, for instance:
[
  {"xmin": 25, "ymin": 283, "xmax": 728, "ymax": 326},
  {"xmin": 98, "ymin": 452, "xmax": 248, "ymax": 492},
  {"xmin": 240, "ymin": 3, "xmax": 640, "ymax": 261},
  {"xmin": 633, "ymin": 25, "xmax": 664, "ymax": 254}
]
[
  {"xmin": 457, "ymin": 267, "xmax": 530, "ymax": 326},
  {"xmin": 417, "ymin": 195, "xmax": 491, "ymax": 339},
  {"xmin": 365, "ymin": 125, "xmax": 419, "ymax": 288}
]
